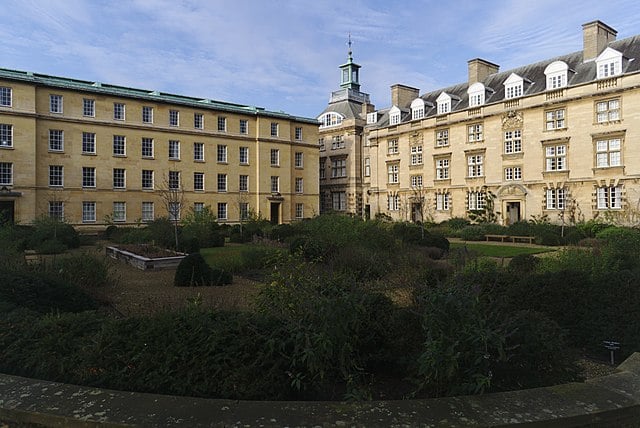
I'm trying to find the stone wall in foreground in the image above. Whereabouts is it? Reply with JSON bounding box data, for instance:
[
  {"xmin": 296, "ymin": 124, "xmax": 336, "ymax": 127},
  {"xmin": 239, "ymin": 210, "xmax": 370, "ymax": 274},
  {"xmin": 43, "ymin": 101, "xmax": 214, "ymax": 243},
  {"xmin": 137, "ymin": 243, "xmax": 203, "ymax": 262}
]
[{"xmin": 2, "ymin": 353, "xmax": 640, "ymax": 427}]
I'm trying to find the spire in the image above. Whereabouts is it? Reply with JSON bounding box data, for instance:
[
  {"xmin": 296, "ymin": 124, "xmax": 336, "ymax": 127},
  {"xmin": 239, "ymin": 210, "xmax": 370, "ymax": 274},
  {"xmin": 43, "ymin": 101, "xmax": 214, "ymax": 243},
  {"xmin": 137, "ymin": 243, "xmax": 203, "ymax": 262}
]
[{"xmin": 340, "ymin": 33, "xmax": 361, "ymax": 91}]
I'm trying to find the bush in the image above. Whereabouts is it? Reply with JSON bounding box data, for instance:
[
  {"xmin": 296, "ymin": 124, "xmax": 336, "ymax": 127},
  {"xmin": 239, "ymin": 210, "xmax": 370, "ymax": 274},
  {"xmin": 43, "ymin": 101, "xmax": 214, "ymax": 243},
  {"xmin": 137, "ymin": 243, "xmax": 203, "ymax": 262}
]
[
  {"xmin": 508, "ymin": 254, "xmax": 539, "ymax": 274},
  {"xmin": 0, "ymin": 270, "xmax": 99, "ymax": 313},
  {"xmin": 459, "ymin": 225, "xmax": 486, "ymax": 241},
  {"xmin": 47, "ymin": 253, "xmax": 114, "ymax": 288},
  {"xmin": 416, "ymin": 233, "xmax": 450, "ymax": 255},
  {"xmin": 29, "ymin": 217, "xmax": 79, "ymax": 250},
  {"xmin": 492, "ymin": 310, "xmax": 580, "ymax": 390},
  {"xmin": 174, "ymin": 253, "xmax": 232, "ymax": 287},
  {"xmin": 36, "ymin": 238, "xmax": 67, "ymax": 254}
]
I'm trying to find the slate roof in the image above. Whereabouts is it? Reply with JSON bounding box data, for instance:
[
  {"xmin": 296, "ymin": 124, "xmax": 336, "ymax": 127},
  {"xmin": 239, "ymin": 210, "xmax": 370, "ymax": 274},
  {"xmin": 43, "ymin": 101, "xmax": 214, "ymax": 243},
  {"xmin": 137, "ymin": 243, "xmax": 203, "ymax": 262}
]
[
  {"xmin": 0, "ymin": 67, "xmax": 318, "ymax": 124},
  {"xmin": 371, "ymin": 34, "xmax": 640, "ymax": 128}
]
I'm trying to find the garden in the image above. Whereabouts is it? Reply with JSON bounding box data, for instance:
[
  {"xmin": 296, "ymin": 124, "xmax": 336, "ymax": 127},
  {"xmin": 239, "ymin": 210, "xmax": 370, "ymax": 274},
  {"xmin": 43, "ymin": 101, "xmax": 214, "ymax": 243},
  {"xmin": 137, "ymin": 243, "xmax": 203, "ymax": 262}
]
[{"xmin": 0, "ymin": 211, "xmax": 639, "ymax": 401}]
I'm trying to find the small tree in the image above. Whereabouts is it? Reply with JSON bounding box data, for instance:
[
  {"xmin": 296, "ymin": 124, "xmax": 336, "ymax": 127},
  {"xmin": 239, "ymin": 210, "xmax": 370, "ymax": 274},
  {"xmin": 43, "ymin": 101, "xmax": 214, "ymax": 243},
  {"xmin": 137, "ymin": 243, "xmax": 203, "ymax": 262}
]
[
  {"xmin": 468, "ymin": 187, "xmax": 499, "ymax": 224},
  {"xmin": 158, "ymin": 171, "xmax": 184, "ymax": 250},
  {"xmin": 410, "ymin": 184, "xmax": 433, "ymax": 239}
]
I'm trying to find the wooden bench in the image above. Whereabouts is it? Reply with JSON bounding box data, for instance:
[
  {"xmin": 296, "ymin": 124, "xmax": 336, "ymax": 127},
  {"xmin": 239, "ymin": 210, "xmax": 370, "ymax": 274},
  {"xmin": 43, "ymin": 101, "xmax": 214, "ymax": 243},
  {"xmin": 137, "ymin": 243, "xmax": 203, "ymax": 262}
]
[
  {"xmin": 485, "ymin": 234, "xmax": 510, "ymax": 242},
  {"xmin": 510, "ymin": 235, "xmax": 536, "ymax": 244}
]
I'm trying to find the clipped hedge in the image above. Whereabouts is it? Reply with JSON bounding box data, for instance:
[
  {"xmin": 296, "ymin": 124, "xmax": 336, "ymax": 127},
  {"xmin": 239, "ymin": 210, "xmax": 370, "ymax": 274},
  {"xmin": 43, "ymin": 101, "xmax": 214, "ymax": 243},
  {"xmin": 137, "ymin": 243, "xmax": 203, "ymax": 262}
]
[{"xmin": 174, "ymin": 253, "xmax": 232, "ymax": 287}]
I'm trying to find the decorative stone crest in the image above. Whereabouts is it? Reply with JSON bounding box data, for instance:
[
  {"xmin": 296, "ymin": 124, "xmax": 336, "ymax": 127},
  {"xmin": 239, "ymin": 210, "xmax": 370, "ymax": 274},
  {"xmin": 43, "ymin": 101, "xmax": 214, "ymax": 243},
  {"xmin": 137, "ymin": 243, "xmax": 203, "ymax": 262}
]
[
  {"xmin": 409, "ymin": 131, "xmax": 423, "ymax": 145},
  {"xmin": 502, "ymin": 110, "xmax": 523, "ymax": 130}
]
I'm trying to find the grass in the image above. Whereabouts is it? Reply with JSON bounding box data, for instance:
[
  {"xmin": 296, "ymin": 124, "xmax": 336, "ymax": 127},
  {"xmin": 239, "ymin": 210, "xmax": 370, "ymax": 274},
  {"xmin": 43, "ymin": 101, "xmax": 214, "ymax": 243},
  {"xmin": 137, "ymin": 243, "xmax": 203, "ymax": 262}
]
[{"xmin": 450, "ymin": 242, "xmax": 555, "ymax": 257}]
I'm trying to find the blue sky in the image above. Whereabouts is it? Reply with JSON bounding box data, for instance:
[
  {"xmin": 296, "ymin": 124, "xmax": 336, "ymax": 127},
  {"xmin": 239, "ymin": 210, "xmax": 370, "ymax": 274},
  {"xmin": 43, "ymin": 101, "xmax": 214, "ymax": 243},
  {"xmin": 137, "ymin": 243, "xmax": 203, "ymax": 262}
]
[{"xmin": 2, "ymin": 0, "xmax": 640, "ymax": 118}]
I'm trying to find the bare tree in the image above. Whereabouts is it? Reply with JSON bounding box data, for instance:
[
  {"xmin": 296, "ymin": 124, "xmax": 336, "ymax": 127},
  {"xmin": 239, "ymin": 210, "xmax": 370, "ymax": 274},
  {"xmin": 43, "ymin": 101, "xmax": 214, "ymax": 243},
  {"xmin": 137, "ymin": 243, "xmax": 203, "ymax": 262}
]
[
  {"xmin": 410, "ymin": 184, "xmax": 433, "ymax": 239},
  {"xmin": 158, "ymin": 171, "xmax": 185, "ymax": 249}
]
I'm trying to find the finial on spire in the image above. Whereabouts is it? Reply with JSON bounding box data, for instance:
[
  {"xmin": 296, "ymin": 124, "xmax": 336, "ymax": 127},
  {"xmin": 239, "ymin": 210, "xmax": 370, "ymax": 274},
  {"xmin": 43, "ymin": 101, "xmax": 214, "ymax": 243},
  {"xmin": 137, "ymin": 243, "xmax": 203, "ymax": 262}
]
[{"xmin": 347, "ymin": 32, "xmax": 353, "ymax": 60}]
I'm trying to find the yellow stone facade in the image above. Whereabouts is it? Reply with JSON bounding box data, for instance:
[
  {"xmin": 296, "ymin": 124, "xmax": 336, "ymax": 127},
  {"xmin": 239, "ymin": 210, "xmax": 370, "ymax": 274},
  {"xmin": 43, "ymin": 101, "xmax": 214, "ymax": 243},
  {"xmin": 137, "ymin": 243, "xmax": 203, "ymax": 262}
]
[
  {"xmin": 0, "ymin": 71, "xmax": 319, "ymax": 230},
  {"xmin": 322, "ymin": 20, "xmax": 640, "ymax": 225}
]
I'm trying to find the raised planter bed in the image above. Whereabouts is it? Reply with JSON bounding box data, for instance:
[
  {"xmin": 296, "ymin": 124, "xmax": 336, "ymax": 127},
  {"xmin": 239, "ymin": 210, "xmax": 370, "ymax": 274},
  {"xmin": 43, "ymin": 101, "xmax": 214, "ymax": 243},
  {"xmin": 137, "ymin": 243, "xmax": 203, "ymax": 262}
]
[{"xmin": 106, "ymin": 245, "xmax": 185, "ymax": 270}]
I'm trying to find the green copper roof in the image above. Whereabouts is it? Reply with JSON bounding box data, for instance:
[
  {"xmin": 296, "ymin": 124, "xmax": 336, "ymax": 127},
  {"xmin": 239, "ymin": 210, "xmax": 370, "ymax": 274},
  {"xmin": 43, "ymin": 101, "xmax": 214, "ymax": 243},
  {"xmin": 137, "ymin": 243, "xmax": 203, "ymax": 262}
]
[{"xmin": 0, "ymin": 67, "xmax": 318, "ymax": 124}]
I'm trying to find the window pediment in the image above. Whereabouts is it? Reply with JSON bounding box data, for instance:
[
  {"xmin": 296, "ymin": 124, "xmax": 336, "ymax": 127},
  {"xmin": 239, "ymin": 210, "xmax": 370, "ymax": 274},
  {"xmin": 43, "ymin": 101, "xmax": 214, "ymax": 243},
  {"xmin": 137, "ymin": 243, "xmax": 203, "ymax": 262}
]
[
  {"xmin": 544, "ymin": 61, "xmax": 569, "ymax": 90},
  {"xmin": 596, "ymin": 47, "xmax": 623, "ymax": 79}
]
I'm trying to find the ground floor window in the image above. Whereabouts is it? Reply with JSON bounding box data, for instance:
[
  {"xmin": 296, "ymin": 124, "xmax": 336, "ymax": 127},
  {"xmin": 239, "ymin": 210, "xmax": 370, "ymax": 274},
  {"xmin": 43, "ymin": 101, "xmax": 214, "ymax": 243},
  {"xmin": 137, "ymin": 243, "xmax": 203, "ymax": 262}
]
[{"xmin": 332, "ymin": 192, "xmax": 346, "ymax": 211}]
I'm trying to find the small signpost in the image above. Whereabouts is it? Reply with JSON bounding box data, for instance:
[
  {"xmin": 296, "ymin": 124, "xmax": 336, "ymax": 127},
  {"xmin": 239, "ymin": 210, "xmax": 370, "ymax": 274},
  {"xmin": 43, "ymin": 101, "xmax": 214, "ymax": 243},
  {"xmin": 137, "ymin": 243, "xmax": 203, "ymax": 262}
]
[{"xmin": 603, "ymin": 340, "xmax": 621, "ymax": 365}]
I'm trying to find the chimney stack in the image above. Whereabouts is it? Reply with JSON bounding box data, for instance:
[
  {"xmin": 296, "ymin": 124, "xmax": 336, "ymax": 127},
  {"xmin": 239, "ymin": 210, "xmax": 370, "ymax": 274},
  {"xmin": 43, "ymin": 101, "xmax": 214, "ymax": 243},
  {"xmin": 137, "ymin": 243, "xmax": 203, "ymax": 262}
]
[
  {"xmin": 468, "ymin": 58, "xmax": 499, "ymax": 84},
  {"xmin": 390, "ymin": 84, "xmax": 419, "ymax": 108},
  {"xmin": 583, "ymin": 20, "xmax": 617, "ymax": 61}
]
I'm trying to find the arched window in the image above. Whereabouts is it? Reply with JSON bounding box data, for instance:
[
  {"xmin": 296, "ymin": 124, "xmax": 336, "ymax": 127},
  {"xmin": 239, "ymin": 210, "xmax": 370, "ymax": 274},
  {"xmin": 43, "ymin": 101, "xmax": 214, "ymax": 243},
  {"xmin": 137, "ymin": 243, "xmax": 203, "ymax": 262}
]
[
  {"xmin": 436, "ymin": 92, "xmax": 451, "ymax": 115},
  {"xmin": 411, "ymin": 98, "xmax": 425, "ymax": 120},
  {"xmin": 544, "ymin": 61, "xmax": 568, "ymax": 90},
  {"xmin": 389, "ymin": 106, "xmax": 401, "ymax": 125},
  {"xmin": 503, "ymin": 73, "xmax": 524, "ymax": 99},
  {"xmin": 318, "ymin": 112, "xmax": 344, "ymax": 129},
  {"xmin": 467, "ymin": 82, "xmax": 485, "ymax": 107}
]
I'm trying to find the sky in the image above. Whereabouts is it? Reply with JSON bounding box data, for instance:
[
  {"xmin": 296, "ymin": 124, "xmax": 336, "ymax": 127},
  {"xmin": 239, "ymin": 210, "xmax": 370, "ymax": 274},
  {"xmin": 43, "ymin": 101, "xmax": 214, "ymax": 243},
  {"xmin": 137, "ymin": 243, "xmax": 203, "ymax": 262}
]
[{"xmin": 2, "ymin": 0, "xmax": 640, "ymax": 118}]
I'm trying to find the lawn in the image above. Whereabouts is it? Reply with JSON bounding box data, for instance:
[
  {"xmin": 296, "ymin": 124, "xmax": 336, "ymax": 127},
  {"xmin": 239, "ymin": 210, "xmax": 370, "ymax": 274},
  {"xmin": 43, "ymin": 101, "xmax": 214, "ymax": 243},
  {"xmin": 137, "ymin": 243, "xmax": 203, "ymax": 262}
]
[
  {"xmin": 450, "ymin": 242, "xmax": 555, "ymax": 257},
  {"xmin": 200, "ymin": 244, "xmax": 248, "ymax": 272}
]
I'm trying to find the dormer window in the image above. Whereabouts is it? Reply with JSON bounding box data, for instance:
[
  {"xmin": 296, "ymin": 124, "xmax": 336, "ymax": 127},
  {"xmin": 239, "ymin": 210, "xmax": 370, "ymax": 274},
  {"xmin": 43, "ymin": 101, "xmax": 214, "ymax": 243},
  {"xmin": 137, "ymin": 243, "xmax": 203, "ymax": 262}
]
[
  {"xmin": 367, "ymin": 111, "xmax": 378, "ymax": 124},
  {"xmin": 319, "ymin": 112, "xmax": 344, "ymax": 129},
  {"xmin": 436, "ymin": 92, "xmax": 451, "ymax": 115},
  {"xmin": 389, "ymin": 106, "xmax": 401, "ymax": 125},
  {"xmin": 504, "ymin": 73, "xmax": 524, "ymax": 99},
  {"xmin": 411, "ymin": 98, "xmax": 425, "ymax": 120},
  {"xmin": 544, "ymin": 61, "xmax": 569, "ymax": 90},
  {"xmin": 467, "ymin": 83, "xmax": 485, "ymax": 107},
  {"xmin": 596, "ymin": 47, "xmax": 623, "ymax": 79}
]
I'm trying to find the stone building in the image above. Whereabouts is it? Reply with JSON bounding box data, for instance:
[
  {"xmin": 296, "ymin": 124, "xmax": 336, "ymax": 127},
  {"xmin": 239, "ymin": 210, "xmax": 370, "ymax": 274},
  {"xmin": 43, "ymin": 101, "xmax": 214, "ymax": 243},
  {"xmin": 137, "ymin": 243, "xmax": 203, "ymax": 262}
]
[
  {"xmin": 322, "ymin": 20, "xmax": 640, "ymax": 225},
  {"xmin": 0, "ymin": 69, "xmax": 319, "ymax": 229}
]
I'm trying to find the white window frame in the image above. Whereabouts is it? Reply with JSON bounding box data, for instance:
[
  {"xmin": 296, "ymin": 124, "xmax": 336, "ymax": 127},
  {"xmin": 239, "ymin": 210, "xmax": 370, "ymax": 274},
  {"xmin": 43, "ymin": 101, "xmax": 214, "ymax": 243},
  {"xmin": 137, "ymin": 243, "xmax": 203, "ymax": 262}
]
[
  {"xmin": 436, "ymin": 129, "xmax": 449, "ymax": 147},
  {"xmin": 217, "ymin": 144, "xmax": 228, "ymax": 163},
  {"xmin": 113, "ymin": 103, "xmax": 125, "ymax": 120},
  {"xmin": 270, "ymin": 122, "xmax": 279, "ymax": 137},
  {"xmin": 546, "ymin": 188, "xmax": 567, "ymax": 210},
  {"xmin": 436, "ymin": 158, "xmax": 450, "ymax": 180},
  {"xmin": 142, "ymin": 106, "xmax": 153, "ymax": 124},
  {"xmin": 389, "ymin": 106, "xmax": 401, "ymax": 125},
  {"xmin": 546, "ymin": 108, "xmax": 566, "ymax": 130},
  {"xmin": 82, "ymin": 167, "xmax": 96, "ymax": 188},
  {"xmin": 332, "ymin": 192, "xmax": 346, "ymax": 211},
  {"xmin": 0, "ymin": 87, "xmax": 12, "ymax": 107},
  {"xmin": 169, "ymin": 140, "xmax": 180, "ymax": 160},
  {"xmin": 295, "ymin": 203, "xmax": 304, "ymax": 219},
  {"xmin": 504, "ymin": 166, "xmax": 522, "ymax": 181},
  {"xmin": 0, "ymin": 162, "xmax": 12, "ymax": 185},
  {"xmin": 49, "ymin": 165, "xmax": 63, "ymax": 187},
  {"xmin": 388, "ymin": 164, "xmax": 399, "ymax": 184},
  {"xmin": 295, "ymin": 152, "xmax": 303, "ymax": 168},
  {"xmin": 217, "ymin": 202, "xmax": 228, "ymax": 220},
  {"xmin": 331, "ymin": 159, "xmax": 346, "ymax": 178},
  {"xmin": 387, "ymin": 139, "xmax": 399, "ymax": 155},
  {"xmin": 596, "ymin": 48, "xmax": 622, "ymax": 79},
  {"xmin": 239, "ymin": 119, "xmax": 248, "ymax": 134},
  {"xmin": 504, "ymin": 73, "xmax": 524, "ymax": 99},
  {"xmin": 82, "ymin": 132, "xmax": 96, "ymax": 154},
  {"xmin": 295, "ymin": 127, "xmax": 303, "ymax": 140},
  {"xmin": 194, "ymin": 113, "xmax": 204, "ymax": 129},
  {"xmin": 364, "ymin": 157, "xmax": 370, "ymax": 177},
  {"xmin": 504, "ymin": 130, "xmax": 522, "ymax": 154},
  {"xmin": 82, "ymin": 201, "xmax": 96, "ymax": 223},
  {"xmin": 141, "ymin": 170, "xmax": 154, "ymax": 190},
  {"xmin": 0, "ymin": 124, "xmax": 12, "ymax": 148},
  {"xmin": 436, "ymin": 92, "xmax": 451, "ymax": 115},
  {"xmin": 142, "ymin": 137, "xmax": 154, "ymax": 158},
  {"xmin": 193, "ymin": 172, "xmax": 204, "ymax": 191},
  {"xmin": 270, "ymin": 176, "xmax": 279, "ymax": 193},
  {"xmin": 113, "ymin": 168, "xmax": 126, "ymax": 189},
  {"xmin": 544, "ymin": 61, "xmax": 569, "ymax": 90},
  {"xmin": 194, "ymin": 142, "xmax": 204, "ymax": 161},
  {"xmin": 239, "ymin": 174, "xmax": 249, "ymax": 192},
  {"xmin": 366, "ymin": 111, "xmax": 378, "ymax": 124},
  {"xmin": 50, "ymin": 94, "xmax": 63, "ymax": 114},
  {"xmin": 319, "ymin": 112, "xmax": 344, "ymax": 128},
  {"xmin": 113, "ymin": 135, "xmax": 126, "ymax": 156},
  {"xmin": 596, "ymin": 98, "xmax": 620, "ymax": 123},
  {"xmin": 142, "ymin": 202, "xmax": 154, "ymax": 222},
  {"xmin": 48, "ymin": 129, "xmax": 63, "ymax": 152},
  {"xmin": 295, "ymin": 177, "xmax": 303, "ymax": 194},
  {"xmin": 436, "ymin": 193, "xmax": 450, "ymax": 211},
  {"xmin": 410, "ymin": 175, "xmax": 423, "ymax": 188},
  {"xmin": 270, "ymin": 148, "xmax": 279, "ymax": 166},
  {"xmin": 467, "ymin": 82, "xmax": 485, "ymax": 107},
  {"xmin": 597, "ymin": 186, "xmax": 622, "ymax": 210},
  {"xmin": 112, "ymin": 202, "xmax": 126, "ymax": 222},
  {"xmin": 467, "ymin": 191, "xmax": 486, "ymax": 211},
  {"xmin": 467, "ymin": 154, "xmax": 484, "ymax": 177},
  {"xmin": 468, "ymin": 123, "xmax": 483, "ymax": 143},
  {"xmin": 596, "ymin": 138, "xmax": 621, "ymax": 168},
  {"xmin": 411, "ymin": 145, "xmax": 423, "ymax": 165},
  {"xmin": 217, "ymin": 173, "xmax": 227, "ymax": 192},
  {"xmin": 218, "ymin": 116, "xmax": 227, "ymax": 132},
  {"xmin": 48, "ymin": 201, "xmax": 64, "ymax": 220},
  {"xmin": 83, "ymin": 98, "xmax": 95, "ymax": 117},
  {"xmin": 387, "ymin": 193, "xmax": 400, "ymax": 211},
  {"xmin": 411, "ymin": 98, "xmax": 425, "ymax": 120},
  {"xmin": 239, "ymin": 146, "xmax": 249, "ymax": 165},
  {"xmin": 168, "ymin": 170, "xmax": 180, "ymax": 190},
  {"xmin": 545, "ymin": 144, "xmax": 567, "ymax": 171}
]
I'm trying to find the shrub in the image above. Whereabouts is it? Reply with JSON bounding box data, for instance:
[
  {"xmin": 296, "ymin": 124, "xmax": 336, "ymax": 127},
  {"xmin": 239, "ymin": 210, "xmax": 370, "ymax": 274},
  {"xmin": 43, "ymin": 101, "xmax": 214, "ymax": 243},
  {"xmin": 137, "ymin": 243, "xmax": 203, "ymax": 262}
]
[
  {"xmin": 47, "ymin": 253, "xmax": 114, "ymax": 288},
  {"xmin": 508, "ymin": 254, "xmax": 539, "ymax": 274},
  {"xmin": 174, "ymin": 253, "xmax": 232, "ymax": 287},
  {"xmin": 0, "ymin": 270, "xmax": 99, "ymax": 313},
  {"xmin": 416, "ymin": 233, "xmax": 450, "ymax": 255},
  {"xmin": 492, "ymin": 310, "xmax": 580, "ymax": 390},
  {"xmin": 459, "ymin": 225, "xmax": 486, "ymax": 241},
  {"xmin": 29, "ymin": 217, "xmax": 79, "ymax": 250},
  {"xmin": 35, "ymin": 238, "xmax": 67, "ymax": 254}
]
